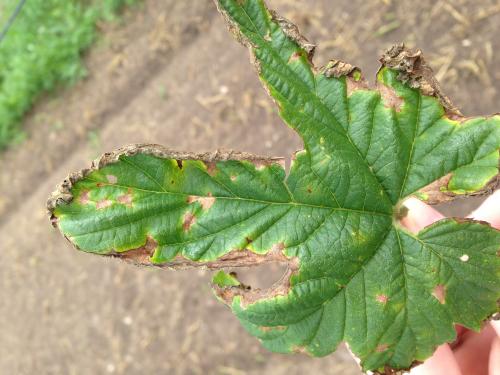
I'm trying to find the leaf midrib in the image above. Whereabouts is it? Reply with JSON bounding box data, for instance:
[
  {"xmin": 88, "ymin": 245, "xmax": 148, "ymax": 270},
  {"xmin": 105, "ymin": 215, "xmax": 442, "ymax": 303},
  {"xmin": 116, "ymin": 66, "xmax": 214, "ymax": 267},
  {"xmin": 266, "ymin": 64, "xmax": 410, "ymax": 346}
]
[
  {"xmin": 81, "ymin": 178, "xmax": 391, "ymax": 216},
  {"xmin": 398, "ymin": 93, "xmax": 421, "ymax": 199}
]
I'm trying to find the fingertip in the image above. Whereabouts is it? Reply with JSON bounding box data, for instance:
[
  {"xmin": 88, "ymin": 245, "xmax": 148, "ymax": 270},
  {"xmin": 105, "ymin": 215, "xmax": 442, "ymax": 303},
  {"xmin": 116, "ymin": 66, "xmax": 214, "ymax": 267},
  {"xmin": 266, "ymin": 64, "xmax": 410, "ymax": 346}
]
[
  {"xmin": 400, "ymin": 198, "xmax": 445, "ymax": 233},
  {"xmin": 468, "ymin": 190, "xmax": 500, "ymax": 229},
  {"xmin": 411, "ymin": 344, "xmax": 462, "ymax": 375}
]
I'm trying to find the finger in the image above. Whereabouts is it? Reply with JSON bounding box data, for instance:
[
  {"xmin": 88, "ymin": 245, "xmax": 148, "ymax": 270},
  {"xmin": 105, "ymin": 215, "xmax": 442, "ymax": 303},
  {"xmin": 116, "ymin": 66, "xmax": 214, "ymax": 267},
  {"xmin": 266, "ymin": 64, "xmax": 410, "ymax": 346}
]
[
  {"xmin": 410, "ymin": 344, "xmax": 462, "ymax": 375},
  {"xmin": 489, "ymin": 321, "xmax": 500, "ymax": 375},
  {"xmin": 491, "ymin": 320, "xmax": 500, "ymax": 337},
  {"xmin": 490, "ymin": 334, "xmax": 500, "ymax": 375},
  {"xmin": 468, "ymin": 190, "xmax": 500, "ymax": 229},
  {"xmin": 450, "ymin": 325, "xmax": 468, "ymax": 347},
  {"xmin": 401, "ymin": 198, "xmax": 445, "ymax": 233},
  {"xmin": 453, "ymin": 324, "xmax": 496, "ymax": 375}
]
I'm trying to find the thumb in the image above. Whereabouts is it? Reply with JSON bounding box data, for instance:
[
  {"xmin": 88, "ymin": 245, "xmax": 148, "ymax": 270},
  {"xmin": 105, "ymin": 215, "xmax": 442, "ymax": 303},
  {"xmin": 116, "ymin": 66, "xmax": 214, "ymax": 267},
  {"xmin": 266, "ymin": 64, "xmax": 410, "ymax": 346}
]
[{"xmin": 400, "ymin": 197, "xmax": 444, "ymax": 233}]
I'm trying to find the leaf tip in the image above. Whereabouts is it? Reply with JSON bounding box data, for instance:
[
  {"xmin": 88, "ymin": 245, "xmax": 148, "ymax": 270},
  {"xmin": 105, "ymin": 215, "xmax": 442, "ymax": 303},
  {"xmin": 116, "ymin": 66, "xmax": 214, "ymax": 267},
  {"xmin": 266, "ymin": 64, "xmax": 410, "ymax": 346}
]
[{"xmin": 379, "ymin": 43, "xmax": 462, "ymax": 117}]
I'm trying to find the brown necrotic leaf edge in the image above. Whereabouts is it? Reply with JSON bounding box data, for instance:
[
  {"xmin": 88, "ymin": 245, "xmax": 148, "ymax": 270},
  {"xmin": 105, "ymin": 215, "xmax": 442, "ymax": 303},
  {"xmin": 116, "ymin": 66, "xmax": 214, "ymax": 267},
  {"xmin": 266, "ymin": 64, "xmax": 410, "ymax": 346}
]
[{"xmin": 380, "ymin": 44, "xmax": 499, "ymax": 204}]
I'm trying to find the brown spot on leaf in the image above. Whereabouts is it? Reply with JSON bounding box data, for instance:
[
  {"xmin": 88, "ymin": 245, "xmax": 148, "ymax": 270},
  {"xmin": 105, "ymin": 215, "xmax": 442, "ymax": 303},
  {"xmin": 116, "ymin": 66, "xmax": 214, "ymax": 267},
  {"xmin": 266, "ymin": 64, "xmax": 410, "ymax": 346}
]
[
  {"xmin": 307, "ymin": 186, "xmax": 312, "ymax": 193},
  {"xmin": 106, "ymin": 175, "xmax": 118, "ymax": 184},
  {"xmin": 251, "ymin": 158, "xmax": 285, "ymax": 171},
  {"xmin": 176, "ymin": 160, "xmax": 183, "ymax": 169},
  {"xmin": 79, "ymin": 190, "xmax": 90, "ymax": 205},
  {"xmin": 346, "ymin": 75, "xmax": 368, "ymax": 95},
  {"xmin": 96, "ymin": 199, "xmax": 113, "ymax": 209},
  {"xmin": 187, "ymin": 195, "xmax": 216, "ymax": 210},
  {"xmin": 376, "ymin": 294, "xmax": 389, "ymax": 304},
  {"xmin": 117, "ymin": 191, "xmax": 133, "ymax": 207},
  {"xmin": 291, "ymin": 345, "xmax": 307, "ymax": 354},
  {"xmin": 117, "ymin": 236, "xmax": 158, "ymax": 265},
  {"xmin": 288, "ymin": 51, "xmax": 302, "ymax": 63},
  {"xmin": 183, "ymin": 212, "xmax": 196, "ymax": 231},
  {"xmin": 377, "ymin": 82, "xmax": 403, "ymax": 111},
  {"xmin": 245, "ymin": 237, "xmax": 253, "ymax": 244},
  {"xmin": 432, "ymin": 284, "xmax": 446, "ymax": 304},
  {"xmin": 270, "ymin": 242, "xmax": 285, "ymax": 253},
  {"xmin": 230, "ymin": 175, "xmax": 237, "ymax": 181},
  {"xmin": 205, "ymin": 161, "xmax": 217, "ymax": 176},
  {"xmin": 376, "ymin": 344, "xmax": 389, "ymax": 352},
  {"xmin": 253, "ymin": 162, "xmax": 267, "ymax": 171},
  {"xmin": 259, "ymin": 325, "xmax": 286, "ymax": 332}
]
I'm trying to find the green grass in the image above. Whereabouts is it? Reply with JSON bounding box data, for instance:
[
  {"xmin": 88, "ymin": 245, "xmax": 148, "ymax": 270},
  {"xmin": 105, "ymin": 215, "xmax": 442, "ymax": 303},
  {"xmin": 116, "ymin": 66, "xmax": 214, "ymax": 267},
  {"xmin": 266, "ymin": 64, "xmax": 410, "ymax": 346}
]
[{"xmin": 0, "ymin": 0, "xmax": 136, "ymax": 149}]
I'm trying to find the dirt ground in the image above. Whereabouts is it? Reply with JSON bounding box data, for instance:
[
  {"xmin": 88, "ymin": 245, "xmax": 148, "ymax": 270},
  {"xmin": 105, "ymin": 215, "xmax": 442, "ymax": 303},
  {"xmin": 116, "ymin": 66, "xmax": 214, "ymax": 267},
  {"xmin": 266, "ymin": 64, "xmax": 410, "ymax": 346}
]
[{"xmin": 1, "ymin": 0, "xmax": 499, "ymax": 374}]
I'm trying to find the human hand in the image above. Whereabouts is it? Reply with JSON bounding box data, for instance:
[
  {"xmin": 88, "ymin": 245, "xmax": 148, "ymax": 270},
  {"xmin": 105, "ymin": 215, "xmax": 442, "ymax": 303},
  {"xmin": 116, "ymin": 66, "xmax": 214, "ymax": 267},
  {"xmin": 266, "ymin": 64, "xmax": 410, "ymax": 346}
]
[{"xmin": 401, "ymin": 191, "xmax": 500, "ymax": 375}]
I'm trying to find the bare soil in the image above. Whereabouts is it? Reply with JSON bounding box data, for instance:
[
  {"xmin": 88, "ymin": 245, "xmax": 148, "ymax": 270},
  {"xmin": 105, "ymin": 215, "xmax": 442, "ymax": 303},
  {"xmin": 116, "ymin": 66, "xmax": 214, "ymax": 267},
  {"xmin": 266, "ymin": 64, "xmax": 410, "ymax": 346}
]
[{"xmin": 1, "ymin": 1, "xmax": 499, "ymax": 374}]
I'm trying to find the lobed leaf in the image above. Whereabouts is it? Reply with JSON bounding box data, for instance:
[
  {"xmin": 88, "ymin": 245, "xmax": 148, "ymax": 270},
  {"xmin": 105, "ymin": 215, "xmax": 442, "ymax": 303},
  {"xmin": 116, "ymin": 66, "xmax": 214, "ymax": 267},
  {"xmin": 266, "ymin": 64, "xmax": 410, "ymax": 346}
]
[{"xmin": 48, "ymin": 0, "xmax": 500, "ymax": 373}]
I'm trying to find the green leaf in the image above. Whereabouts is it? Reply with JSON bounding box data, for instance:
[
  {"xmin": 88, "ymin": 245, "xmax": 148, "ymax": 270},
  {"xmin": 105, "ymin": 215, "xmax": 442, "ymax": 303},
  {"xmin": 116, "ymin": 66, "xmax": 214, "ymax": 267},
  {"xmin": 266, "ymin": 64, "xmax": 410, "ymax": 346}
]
[
  {"xmin": 48, "ymin": 0, "xmax": 500, "ymax": 372},
  {"xmin": 213, "ymin": 271, "xmax": 241, "ymax": 287}
]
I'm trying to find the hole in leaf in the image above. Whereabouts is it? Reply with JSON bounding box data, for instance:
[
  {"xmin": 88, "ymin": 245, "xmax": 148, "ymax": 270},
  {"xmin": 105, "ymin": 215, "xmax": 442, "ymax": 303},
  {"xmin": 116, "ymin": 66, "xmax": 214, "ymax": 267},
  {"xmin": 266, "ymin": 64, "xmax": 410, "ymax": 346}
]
[
  {"xmin": 435, "ymin": 196, "xmax": 486, "ymax": 217},
  {"xmin": 432, "ymin": 284, "xmax": 446, "ymax": 304},
  {"xmin": 227, "ymin": 262, "xmax": 289, "ymax": 291}
]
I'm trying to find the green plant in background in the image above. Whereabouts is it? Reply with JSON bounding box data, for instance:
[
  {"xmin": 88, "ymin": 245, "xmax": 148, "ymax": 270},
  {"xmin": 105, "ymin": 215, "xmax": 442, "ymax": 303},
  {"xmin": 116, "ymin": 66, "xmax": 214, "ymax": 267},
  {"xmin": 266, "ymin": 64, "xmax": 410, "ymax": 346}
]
[
  {"xmin": 0, "ymin": 0, "xmax": 135, "ymax": 149},
  {"xmin": 47, "ymin": 0, "xmax": 500, "ymax": 373}
]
